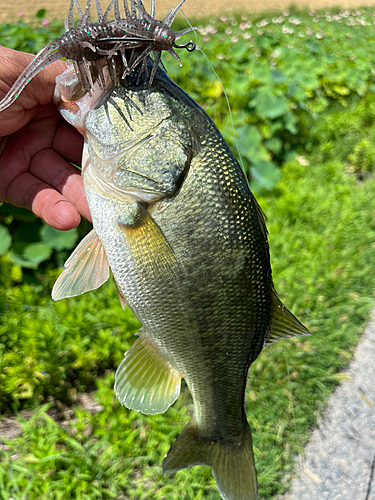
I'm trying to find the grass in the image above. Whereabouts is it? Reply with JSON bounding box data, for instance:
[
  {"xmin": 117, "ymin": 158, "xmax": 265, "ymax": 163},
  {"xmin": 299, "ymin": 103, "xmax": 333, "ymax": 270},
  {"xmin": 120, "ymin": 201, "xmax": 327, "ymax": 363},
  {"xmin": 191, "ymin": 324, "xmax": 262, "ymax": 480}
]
[
  {"xmin": 250, "ymin": 95, "xmax": 375, "ymax": 495},
  {"xmin": 1, "ymin": 5, "xmax": 375, "ymax": 500}
]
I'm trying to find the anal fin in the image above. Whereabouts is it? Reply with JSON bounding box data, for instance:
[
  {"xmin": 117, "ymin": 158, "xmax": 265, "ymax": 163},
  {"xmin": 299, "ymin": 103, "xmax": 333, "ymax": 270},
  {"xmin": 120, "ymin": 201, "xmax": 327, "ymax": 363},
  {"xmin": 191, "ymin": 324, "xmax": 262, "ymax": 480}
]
[
  {"xmin": 52, "ymin": 229, "xmax": 110, "ymax": 300},
  {"xmin": 115, "ymin": 328, "xmax": 181, "ymax": 415},
  {"xmin": 265, "ymin": 289, "xmax": 310, "ymax": 346}
]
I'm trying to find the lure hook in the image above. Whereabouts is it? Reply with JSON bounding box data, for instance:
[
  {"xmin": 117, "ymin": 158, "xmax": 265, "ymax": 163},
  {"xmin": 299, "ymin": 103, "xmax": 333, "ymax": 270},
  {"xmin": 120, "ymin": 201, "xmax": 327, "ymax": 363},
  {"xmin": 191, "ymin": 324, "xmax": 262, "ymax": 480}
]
[{"xmin": 173, "ymin": 40, "xmax": 196, "ymax": 52}]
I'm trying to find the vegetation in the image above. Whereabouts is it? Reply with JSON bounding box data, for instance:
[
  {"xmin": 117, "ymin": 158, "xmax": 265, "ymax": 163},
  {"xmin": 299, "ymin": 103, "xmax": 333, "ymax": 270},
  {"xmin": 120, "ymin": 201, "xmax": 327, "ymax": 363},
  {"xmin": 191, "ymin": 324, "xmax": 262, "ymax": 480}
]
[
  {"xmin": 1, "ymin": 6, "xmax": 375, "ymax": 499},
  {"xmin": 168, "ymin": 7, "xmax": 375, "ymax": 189}
]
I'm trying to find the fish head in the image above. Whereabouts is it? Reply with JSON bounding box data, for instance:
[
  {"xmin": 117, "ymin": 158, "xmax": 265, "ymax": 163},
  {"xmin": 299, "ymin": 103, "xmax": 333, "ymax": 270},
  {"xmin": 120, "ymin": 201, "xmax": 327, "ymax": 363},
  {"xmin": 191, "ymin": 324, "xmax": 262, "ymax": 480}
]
[
  {"xmin": 55, "ymin": 65, "xmax": 194, "ymax": 203},
  {"xmin": 82, "ymin": 80, "xmax": 194, "ymax": 202},
  {"xmin": 54, "ymin": 64, "xmax": 194, "ymax": 203}
]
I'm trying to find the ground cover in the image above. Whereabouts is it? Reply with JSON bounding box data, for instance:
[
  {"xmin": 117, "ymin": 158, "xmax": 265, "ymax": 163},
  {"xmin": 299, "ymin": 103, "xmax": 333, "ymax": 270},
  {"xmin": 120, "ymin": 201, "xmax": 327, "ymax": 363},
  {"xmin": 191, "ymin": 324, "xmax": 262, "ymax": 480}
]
[
  {"xmin": 1, "ymin": 6, "xmax": 375, "ymax": 499},
  {"xmin": 3, "ymin": 0, "xmax": 375, "ymax": 26}
]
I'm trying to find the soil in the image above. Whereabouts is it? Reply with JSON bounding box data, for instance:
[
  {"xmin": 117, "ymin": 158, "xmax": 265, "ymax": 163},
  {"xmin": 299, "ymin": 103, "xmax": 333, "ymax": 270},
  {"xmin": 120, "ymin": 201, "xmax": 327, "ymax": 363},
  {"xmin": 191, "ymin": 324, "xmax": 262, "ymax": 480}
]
[
  {"xmin": 0, "ymin": 392, "xmax": 104, "ymax": 448},
  {"xmin": 1, "ymin": 0, "xmax": 375, "ymax": 25}
]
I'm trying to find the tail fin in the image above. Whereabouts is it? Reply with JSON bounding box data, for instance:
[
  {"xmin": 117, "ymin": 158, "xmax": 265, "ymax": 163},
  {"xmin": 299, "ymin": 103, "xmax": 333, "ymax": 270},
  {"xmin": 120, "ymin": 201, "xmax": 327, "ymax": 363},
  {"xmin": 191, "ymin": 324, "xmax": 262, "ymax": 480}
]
[{"xmin": 162, "ymin": 419, "xmax": 257, "ymax": 500}]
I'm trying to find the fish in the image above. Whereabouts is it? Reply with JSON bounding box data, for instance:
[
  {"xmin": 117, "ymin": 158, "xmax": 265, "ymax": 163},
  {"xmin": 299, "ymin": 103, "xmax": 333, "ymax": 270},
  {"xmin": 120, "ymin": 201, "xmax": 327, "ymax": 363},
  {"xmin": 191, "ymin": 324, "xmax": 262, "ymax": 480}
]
[{"xmin": 48, "ymin": 61, "xmax": 310, "ymax": 500}]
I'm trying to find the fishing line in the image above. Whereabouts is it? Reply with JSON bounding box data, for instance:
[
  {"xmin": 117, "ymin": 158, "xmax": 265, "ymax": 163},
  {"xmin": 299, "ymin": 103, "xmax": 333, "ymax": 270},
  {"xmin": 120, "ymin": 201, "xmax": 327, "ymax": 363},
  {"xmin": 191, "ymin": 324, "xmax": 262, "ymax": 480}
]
[
  {"xmin": 180, "ymin": 10, "xmax": 245, "ymax": 171},
  {"xmin": 283, "ymin": 340, "xmax": 303, "ymax": 473}
]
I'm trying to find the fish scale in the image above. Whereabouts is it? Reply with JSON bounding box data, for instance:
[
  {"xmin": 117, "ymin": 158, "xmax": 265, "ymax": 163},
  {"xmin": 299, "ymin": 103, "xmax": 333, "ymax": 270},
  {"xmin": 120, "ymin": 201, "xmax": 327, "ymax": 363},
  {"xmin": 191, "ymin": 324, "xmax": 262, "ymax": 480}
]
[
  {"xmin": 51, "ymin": 67, "xmax": 310, "ymax": 500},
  {"xmin": 152, "ymin": 132, "xmax": 271, "ymax": 440}
]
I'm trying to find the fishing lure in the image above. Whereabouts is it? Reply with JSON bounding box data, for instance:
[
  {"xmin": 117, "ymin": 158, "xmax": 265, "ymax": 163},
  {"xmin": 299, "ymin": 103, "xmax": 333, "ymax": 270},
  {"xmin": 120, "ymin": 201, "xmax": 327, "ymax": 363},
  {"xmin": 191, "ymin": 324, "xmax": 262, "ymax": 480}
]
[{"xmin": 0, "ymin": 0, "xmax": 196, "ymax": 111}]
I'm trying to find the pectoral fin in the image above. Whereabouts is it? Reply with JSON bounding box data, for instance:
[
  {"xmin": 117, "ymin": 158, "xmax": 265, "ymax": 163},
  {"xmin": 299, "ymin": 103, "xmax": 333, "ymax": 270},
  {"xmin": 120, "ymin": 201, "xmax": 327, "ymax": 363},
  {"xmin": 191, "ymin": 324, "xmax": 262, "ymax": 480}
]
[
  {"xmin": 118, "ymin": 201, "xmax": 178, "ymax": 278},
  {"xmin": 265, "ymin": 289, "xmax": 310, "ymax": 346},
  {"xmin": 114, "ymin": 279, "xmax": 127, "ymax": 310},
  {"xmin": 115, "ymin": 328, "xmax": 181, "ymax": 415},
  {"xmin": 52, "ymin": 229, "xmax": 110, "ymax": 300}
]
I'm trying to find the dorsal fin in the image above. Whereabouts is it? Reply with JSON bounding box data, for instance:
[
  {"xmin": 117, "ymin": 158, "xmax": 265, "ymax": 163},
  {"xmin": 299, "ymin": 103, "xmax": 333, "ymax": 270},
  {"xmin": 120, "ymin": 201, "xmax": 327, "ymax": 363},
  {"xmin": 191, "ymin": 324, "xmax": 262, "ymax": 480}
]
[
  {"xmin": 252, "ymin": 194, "xmax": 268, "ymax": 241},
  {"xmin": 265, "ymin": 289, "xmax": 310, "ymax": 346}
]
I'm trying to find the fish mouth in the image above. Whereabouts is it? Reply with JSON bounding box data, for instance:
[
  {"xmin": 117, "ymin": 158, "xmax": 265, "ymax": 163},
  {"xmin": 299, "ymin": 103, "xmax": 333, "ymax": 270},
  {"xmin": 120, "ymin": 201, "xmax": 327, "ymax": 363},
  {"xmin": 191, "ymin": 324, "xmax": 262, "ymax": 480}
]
[{"xmin": 54, "ymin": 63, "xmax": 114, "ymax": 135}]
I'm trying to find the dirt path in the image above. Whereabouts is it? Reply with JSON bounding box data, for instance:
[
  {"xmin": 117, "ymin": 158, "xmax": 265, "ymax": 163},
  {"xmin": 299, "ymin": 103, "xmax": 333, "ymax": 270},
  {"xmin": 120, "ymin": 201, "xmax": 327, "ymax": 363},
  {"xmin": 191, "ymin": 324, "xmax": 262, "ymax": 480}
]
[
  {"xmin": 2, "ymin": 0, "xmax": 375, "ymax": 24},
  {"xmin": 279, "ymin": 312, "xmax": 375, "ymax": 500}
]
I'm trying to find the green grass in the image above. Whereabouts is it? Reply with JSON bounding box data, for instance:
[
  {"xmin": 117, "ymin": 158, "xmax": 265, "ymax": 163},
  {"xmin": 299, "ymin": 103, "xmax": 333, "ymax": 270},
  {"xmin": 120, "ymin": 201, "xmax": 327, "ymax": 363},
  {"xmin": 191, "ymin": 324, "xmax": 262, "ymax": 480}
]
[
  {"xmin": 0, "ymin": 270, "xmax": 140, "ymax": 411},
  {"xmin": 1, "ymin": 5, "xmax": 375, "ymax": 500},
  {"xmin": 167, "ymin": 6, "xmax": 375, "ymax": 188},
  {"xmin": 250, "ymin": 96, "xmax": 375, "ymax": 496}
]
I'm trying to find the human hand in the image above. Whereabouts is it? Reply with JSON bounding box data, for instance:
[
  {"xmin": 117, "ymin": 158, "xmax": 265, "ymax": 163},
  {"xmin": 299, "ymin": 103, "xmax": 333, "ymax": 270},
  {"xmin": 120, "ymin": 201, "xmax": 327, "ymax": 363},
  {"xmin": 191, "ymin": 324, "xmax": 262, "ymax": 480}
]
[{"xmin": 0, "ymin": 46, "xmax": 91, "ymax": 230}]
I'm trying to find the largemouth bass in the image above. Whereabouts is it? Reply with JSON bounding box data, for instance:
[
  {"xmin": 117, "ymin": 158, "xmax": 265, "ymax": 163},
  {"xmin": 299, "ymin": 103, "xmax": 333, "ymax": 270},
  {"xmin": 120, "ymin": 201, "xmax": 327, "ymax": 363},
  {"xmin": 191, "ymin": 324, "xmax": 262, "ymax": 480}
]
[{"xmin": 51, "ymin": 64, "xmax": 309, "ymax": 500}]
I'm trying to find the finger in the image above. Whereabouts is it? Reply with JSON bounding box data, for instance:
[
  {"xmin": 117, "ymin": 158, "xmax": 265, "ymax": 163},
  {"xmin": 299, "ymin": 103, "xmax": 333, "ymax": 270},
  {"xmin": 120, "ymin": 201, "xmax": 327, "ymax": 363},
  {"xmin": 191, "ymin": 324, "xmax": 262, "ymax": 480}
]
[
  {"xmin": 52, "ymin": 120, "xmax": 84, "ymax": 166},
  {"xmin": 29, "ymin": 148, "xmax": 91, "ymax": 222},
  {"xmin": 0, "ymin": 47, "xmax": 67, "ymax": 108},
  {"xmin": 5, "ymin": 171, "xmax": 81, "ymax": 230},
  {"xmin": 0, "ymin": 104, "xmax": 62, "ymax": 193},
  {"xmin": 0, "ymin": 48, "xmax": 67, "ymax": 136}
]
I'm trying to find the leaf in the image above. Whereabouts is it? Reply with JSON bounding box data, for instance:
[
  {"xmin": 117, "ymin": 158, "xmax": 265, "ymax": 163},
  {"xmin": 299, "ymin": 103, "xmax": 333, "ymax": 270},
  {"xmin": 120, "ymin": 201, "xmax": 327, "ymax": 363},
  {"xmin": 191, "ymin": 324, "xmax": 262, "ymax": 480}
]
[
  {"xmin": 305, "ymin": 40, "xmax": 320, "ymax": 53},
  {"xmin": 229, "ymin": 73, "xmax": 250, "ymax": 96},
  {"xmin": 230, "ymin": 42, "xmax": 249, "ymax": 61},
  {"xmin": 355, "ymin": 79, "xmax": 367, "ymax": 97},
  {"xmin": 236, "ymin": 126, "xmax": 270, "ymax": 163},
  {"xmin": 287, "ymin": 82, "xmax": 306, "ymax": 102},
  {"xmin": 265, "ymin": 137, "xmax": 282, "ymax": 155},
  {"xmin": 23, "ymin": 243, "xmax": 52, "ymax": 264},
  {"xmin": 256, "ymin": 94, "xmax": 288, "ymax": 119},
  {"xmin": 40, "ymin": 225, "xmax": 78, "ymax": 251},
  {"xmin": 271, "ymin": 70, "xmax": 287, "ymax": 83},
  {"xmin": 8, "ymin": 251, "xmax": 38, "ymax": 269},
  {"xmin": 0, "ymin": 225, "xmax": 12, "ymax": 255},
  {"xmin": 283, "ymin": 113, "xmax": 298, "ymax": 135},
  {"xmin": 205, "ymin": 80, "xmax": 223, "ymax": 99},
  {"xmin": 36, "ymin": 9, "xmax": 47, "ymax": 19},
  {"xmin": 250, "ymin": 160, "xmax": 281, "ymax": 191},
  {"xmin": 332, "ymin": 85, "xmax": 351, "ymax": 96},
  {"xmin": 9, "ymin": 243, "xmax": 53, "ymax": 268},
  {"xmin": 237, "ymin": 126, "xmax": 262, "ymax": 154}
]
